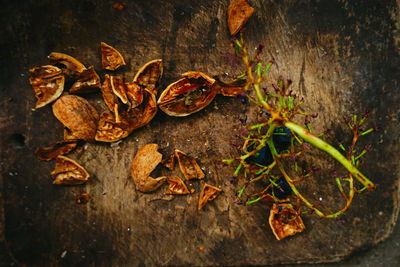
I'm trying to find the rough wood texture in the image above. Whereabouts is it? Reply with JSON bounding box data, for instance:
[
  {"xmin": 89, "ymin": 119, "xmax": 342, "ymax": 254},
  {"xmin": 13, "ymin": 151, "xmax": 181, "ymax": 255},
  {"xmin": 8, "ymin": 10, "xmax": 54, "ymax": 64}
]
[{"xmin": 0, "ymin": 0, "xmax": 399, "ymax": 265}]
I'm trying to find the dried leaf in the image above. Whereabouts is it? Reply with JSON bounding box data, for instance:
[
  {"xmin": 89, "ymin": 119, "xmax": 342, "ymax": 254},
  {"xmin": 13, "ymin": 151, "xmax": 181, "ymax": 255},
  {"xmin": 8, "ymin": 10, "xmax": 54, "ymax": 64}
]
[
  {"xmin": 101, "ymin": 42, "xmax": 126, "ymax": 71},
  {"xmin": 166, "ymin": 177, "xmax": 189, "ymax": 195},
  {"xmin": 198, "ymin": 183, "xmax": 222, "ymax": 210},
  {"xmin": 51, "ymin": 156, "xmax": 90, "ymax": 185},
  {"xmin": 52, "ymin": 95, "xmax": 99, "ymax": 141},
  {"xmin": 227, "ymin": 0, "xmax": 255, "ymax": 36},
  {"xmin": 175, "ymin": 150, "xmax": 205, "ymax": 180},
  {"xmin": 35, "ymin": 140, "xmax": 79, "ymax": 161},
  {"xmin": 70, "ymin": 66, "xmax": 101, "ymax": 93},
  {"xmin": 269, "ymin": 203, "xmax": 305, "ymax": 240},
  {"xmin": 131, "ymin": 144, "xmax": 167, "ymax": 192},
  {"xmin": 29, "ymin": 65, "xmax": 64, "ymax": 109},
  {"xmin": 48, "ymin": 52, "xmax": 86, "ymax": 79},
  {"xmin": 133, "ymin": 59, "xmax": 163, "ymax": 95}
]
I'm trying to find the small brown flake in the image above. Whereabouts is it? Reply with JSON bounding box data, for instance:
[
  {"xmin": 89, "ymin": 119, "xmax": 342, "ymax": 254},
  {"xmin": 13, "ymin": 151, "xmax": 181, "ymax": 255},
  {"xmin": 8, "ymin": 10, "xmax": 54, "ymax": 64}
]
[
  {"xmin": 198, "ymin": 183, "xmax": 222, "ymax": 210},
  {"xmin": 175, "ymin": 150, "xmax": 205, "ymax": 180},
  {"xmin": 269, "ymin": 203, "xmax": 305, "ymax": 240},
  {"xmin": 166, "ymin": 177, "xmax": 189, "ymax": 195},
  {"xmin": 51, "ymin": 156, "xmax": 90, "ymax": 185}
]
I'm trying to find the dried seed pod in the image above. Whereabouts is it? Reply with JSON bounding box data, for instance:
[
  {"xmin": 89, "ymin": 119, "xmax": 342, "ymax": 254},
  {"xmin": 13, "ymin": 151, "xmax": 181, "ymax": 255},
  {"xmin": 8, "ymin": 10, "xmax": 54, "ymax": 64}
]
[
  {"xmin": 166, "ymin": 177, "xmax": 189, "ymax": 195},
  {"xmin": 227, "ymin": 0, "xmax": 255, "ymax": 36},
  {"xmin": 110, "ymin": 75, "xmax": 129, "ymax": 104},
  {"xmin": 70, "ymin": 66, "xmax": 101, "ymax": 93},
  {"xmin": 131, "ymin": 144, "xmax": 167, "ymax": 192},
  {"xmin": 95, "ymin": 112, "xmax": 130, "ymax": 142},
  {"xmin": 35, "ymin": 140, "xmax": 79, "ymax": 161},
  {"xmin": 269, "ymin": 203, "xmax": 305, "ymax": 240},
  {"xmin": 29, "ymin": 65, "xmax": 65, "ymax": 109},
  {"xmin": 52, "ymin": 95, "xmax": 99, "ymax": 141},
  {"xmin": 213, "ymin": 75, "xmax": 246, "ymax": 97},
  {"xmin": 101, "ymin": 42, "xmax": 126, "ymax": 71},
  {"xmin": 133, "ymin": 59, "xmax": 163, "ymax": 95},
  {"xmin": 49, "ymin": 52, "xmax": 86, "ymax": 79},
  {"xmin": 51, "ymin": 156, "xmax": 90, "ymax": 185},
  {"xmin": 161, "ymin": 154, "xmax": 175, "ymax": 170},
  {"xmin": 198, "ymin": 183, "xmax": 222, "ymax": 210},
  {"xmin": 175, "ymin": 150, "xmax": 205, "ymax": 180},
  {"xmin": 125, "ymin": 82, "xmax": 143, "ymax": 108},
  {"xmin": 158, "ymin": 71, "xmax": 217, "ymax": 116}
]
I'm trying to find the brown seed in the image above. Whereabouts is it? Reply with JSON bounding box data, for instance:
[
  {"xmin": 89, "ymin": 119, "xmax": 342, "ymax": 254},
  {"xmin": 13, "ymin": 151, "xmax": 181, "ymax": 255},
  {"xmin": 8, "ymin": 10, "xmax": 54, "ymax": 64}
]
[
  {"xmin": 70, "ymin": 66, "xmax": 101, "ymax": 93},
  {"xmin": 35, "ymin": 140, "xmax": 79, "ymax": 161},
  {"xmin": 175, "ymin": 150, "xmax": 205, "ymax": 180},
  {"xmin": 133, "ymin": 59, "xmax": 163, "ymax": 95},
  {"xmin": 268, "ymin": 203, "xmax": 305, "ymax": 240},
  {"xmin": 166, "ymin": 177, "xmax": 189, "ymax": 195},
  {"xmin": 101, "ymin": 42, "xmax": 126, "ymax": 71},
  {"xmin": 52, "ymin": 95, "xmax": 99, "ymax": 141},
  {"xmin": 198, "ymin": 183, "xmax": 222, "ymax": 210},
  {"xmin": 227, "ymin": 0, "xmax": 255, "ymax": 36},
  {"xmin": 48, "ymin": 52, "xmax": 86, "ymax": 79},
  {"xmin": 51, "ymin": 156, "xmax": 90, "ymax": 185}
]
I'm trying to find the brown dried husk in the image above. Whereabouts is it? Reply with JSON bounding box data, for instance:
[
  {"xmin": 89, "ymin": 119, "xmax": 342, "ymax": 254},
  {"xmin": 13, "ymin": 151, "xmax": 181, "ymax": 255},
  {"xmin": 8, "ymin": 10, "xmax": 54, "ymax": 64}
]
[
  {"xmin": 101, "ymin": 42, "xmax": 126, "ymax": 71},
  {"xmin": 70, "ymin": 66, "xmax": 101, "ymax": 93},
  {"xmin": 198, "ymin": 183, "xmax": 222, "ymax": 210},
  {"xmin": 227, "ymin": 0, "xmax": 255, "ymax": 36},
  {"xmin": 131, "ymin": 144, "xmax": 167, "ymax": 192},
  {"xmin": 133, "ymin": 59, "xmax": 163, "ymax": 95},
  {"xmin": 166, "ymin": 177, "xmax": 189, "ymax": 195},
  {"xmin": 268, "ymin": 203, "xmax": 305, "ymax": 240},
  {"xmin": 48, "ymin": 52, "xmax": 86, "ymax": 79},
  {"xmin": 29, "ymin": 65, "xmax": 65, "ymax": 109},
  {"xmin": 157, "ymin": 71, "xmax": 217, "ymax": 116},
  {"xmin": 51, "ymin": 156, "xmax": 90, "ymax": 185},
  {"xmin": 35, "ymin": 140, "xmax": 79, "ymax": 161},
  {"xmin": 52, "ymin": 95, "xmax": 99, "ymax": 141},
  {"xmin": 110, "ymin": 75, "xmax": 129, "ymax": 104},
  {"xmin": 175, "ymin": 150, "xmax": 205, "ymax": 180}
]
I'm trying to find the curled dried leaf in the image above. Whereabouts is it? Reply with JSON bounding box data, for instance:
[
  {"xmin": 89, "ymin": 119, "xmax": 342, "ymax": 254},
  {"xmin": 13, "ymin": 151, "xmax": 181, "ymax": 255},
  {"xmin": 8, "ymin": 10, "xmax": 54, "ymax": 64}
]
[
  {"xmin": 227, "ymin": 0, "xmax": 255, "ymax": 36},
  {"xmin": 213, "ymin": 75, "xmax": 246, "ymax": 97},
  {"xmin": 269, "ymin": 203, "xmax": 305, "ymax": 240},
  {"xmin": 110, "ymin": 75, "xmax": 129, "ymax": 104},
  {"xmin": 52, "ymin": 95, "xmax": 99, "ymax": 141},
  {"xmin": 166, "ymin": 177, "xmax": 189, "ymax": 195},
  {"xmin": 29, "ymin": 65, "xmax": 64, "ymax": 109},
  {"xmin": 70, "ymin": 66, "xmax": 101, "ymax": 93},
  {"xmin": 35, "ymin": 140, "xmax": 79, "ymax": 161},
  {"xmin": 101, "ymin": 42, "xmax": 126, "ymax": 71},
  {"xmin": 133, "ymin": 59, "xmax": 163, "ymax": 95},
  {"xmin": 76, "ymin": 193, "xmax": 89, "ymax": 204},
  {"xmin": 49, "ymin": 52, "xmax": 86, "ymax": 79},
  {"xmin": 198, "ymin": 183, "xmax": 222, "ymax": 210},
  {"xmin": 125, "ymin": 82, "xmax": 143, "ymax": 108},
  {"xmin": 95, "ymin": 112, "xmax": 129, "ymax": 142},
  {"xmin": 175, "ymin": 150, "xmax": 205, "ymax": 180},
  {"xmin": 161, "ymin": 154, "xmax": 175, "ymax": 170},
  {"xmin": 131, "ymin": 144, "xmax": 167, "ymax": 192},
  {"xmin": 158, "ymin": 71, "xmax": 217, "ymax": 116},
  {"xmin": 51, "ymin": 156, "xmax": 90, "ymax": 185}
]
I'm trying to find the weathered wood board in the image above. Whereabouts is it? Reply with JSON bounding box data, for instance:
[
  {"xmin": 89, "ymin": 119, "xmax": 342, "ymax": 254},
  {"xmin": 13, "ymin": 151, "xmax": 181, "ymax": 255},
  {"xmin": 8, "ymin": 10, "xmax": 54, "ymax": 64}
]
[{"xmin": 1, "ymin": 0, "xmax": 399, "ymax": 265}]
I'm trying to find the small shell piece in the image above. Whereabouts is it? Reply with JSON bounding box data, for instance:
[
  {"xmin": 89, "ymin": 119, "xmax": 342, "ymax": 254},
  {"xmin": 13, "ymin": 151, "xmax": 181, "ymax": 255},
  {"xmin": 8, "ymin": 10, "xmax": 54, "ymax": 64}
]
[
  {"xmin": 268, "ymin": 203, "xmax": 305, "ymax": 240},
  {"xmin": 51, "ymin": 156, "xmax": 90, "ymax": 185},
  {"xmin": 198, "ymin": 183, "xmax": 222, "ymax": 210},
  {"xmin": 161, "ymin": 154, "xmax": 175, "ymax": 170},
  {"xmin": 131, "ymin": 144, "xmax": 167, "ymax": 192},
  {"xmin": 110, "ymin": 75, "xmax": 129, "ymax": 104},
  {"xmin": 166, "ymin": 177, "xmax": 190, "ymax": 195},
  {"xmin": 213, "ymin": 76, "xmax": 246, "ymax": 97},
  {"xmin": 227, "ymin": 0, "xmax": 255, "ymax": 36},
  {"xmin": 35, "ymin": 140, "xmax": 79, "ymax": 161},
  {"xmin": 70, "ymin": 66, "xmax": 101, "ymax": 93},
  {"xmin": 158, "ymin": 71, "xmax": 216, "ymax": 116},
  {"xmin": 29, "ymin": 65, "xmax": 65, "ymax": 109},
  {"xmin": 101, "ymin": 74, "xmax": 120, "ymax": 112},
  {"xmin": 133, "ymin": 59, "xmax": 163, "ymax": 95},
  {"xmin": 48, "ymin": 52, "xmax": 86, "ymax": 79},
  {"xmin": 125, "ymin": 82, "xmax": 143, "ymax": 108},
  {"xmin": 52, "ymin": 95, "xmax": 99, "ymax": 141},
  {"xmin": 101, "ymin": 42, "xmax": 126, "ymax": 71},
  {"xmin": 175, "ymin": 150, "xmax": 205, "ymax": 180}
]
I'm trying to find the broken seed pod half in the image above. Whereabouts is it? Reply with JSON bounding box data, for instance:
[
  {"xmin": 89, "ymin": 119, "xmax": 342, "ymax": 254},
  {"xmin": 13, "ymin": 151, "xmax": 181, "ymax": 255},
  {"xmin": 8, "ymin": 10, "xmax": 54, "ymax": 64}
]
[
  {"xmin": 213, "ymin": 75, "xmax": 246, "ymax": 97},
  {"xmin": 157, "ymin": 71, "xmax": 217, "ymax": 116},
  {"xmin": 35, "ymin": 140, "xmax": 79, "ymax": 161},
  {"xmin": 48, "ymin": 52, "xmax": 86, "ymax": 79},
  {"xmin": 227, "ymin": 0, "xmax": 255, "ymax": 36},
  {"xmin": 94, "ymin": 112, "xmax": 130, "ymax": 142},
  {"xmin": 166, "ymin": 177, "xmax": 190, "ymax": 195},
  {"xmin": 70, "ymin": 66, "xmax": 101, "ymax": 93},
  {"xmin": 125, "ymin": 82, "xmax": 143, "ymax": 109},
  {"xmin": 131, "ymin": 144, "xmax": 167, "ymax": 192},
  {"xmin": 110, "ymin": 75, "xmax": 129, "ymax": 104},
  {"xmin": 269, "ymin": 203, "xmax": 305, "ymax": 240},
  {"xmin": 101, "ymin": 42, "xmax": 126, "ymax": 71},
  {"xmin": 29, "ymin": 65, "xmax": 65, "ymax": 109},
  {"xmin": 52, "ymin": 95, "xmax": 99, "ymax": 141},
  {"xmin": 198, "ymin": 183, "xmax": 222, "ymax": 210},
  {"xmin": 175, "ymin": 149, "xmax": 205, "ymax": 180},
  {"xmin": 51, "ymin": 155, "xmax": 90, "ymax": 185},
  {"xmin": 133, "ymin": 59, "xmax": 163, "ymax": 95}
]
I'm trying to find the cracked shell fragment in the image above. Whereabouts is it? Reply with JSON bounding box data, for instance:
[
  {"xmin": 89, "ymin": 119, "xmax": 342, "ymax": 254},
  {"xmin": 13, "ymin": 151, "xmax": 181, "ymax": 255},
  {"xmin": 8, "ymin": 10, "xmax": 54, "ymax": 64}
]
[
  {"xmin": 198, "ymin": 183, "xmax": 222, "ymax": 210},
  {"xmin": 161, "ymin": 154, "xmax": 175, "ymax": 170},
  {"xmin": 213, "ymin": 75, "xmax": 246, "ymax": 97},
  {"xmin": 166, "ymin": 177, "xmax": 189, "ymax": 195},
  {"xmin": 123, "ymin": 89, "xmax": 157, "ymax": 132},
  {"xmin": 110, "ymin": 75, "xmax": 129, "ymax": 104},
  {"xmin": 35, "ymin": 140, "xmax": 79, "ymax": 161},
  {"xmin": 95, "ymin": 112, "xmax": 129, "ymax": 142},
  {"xmin": 101, "ymin": 74, "xmax": 120, "ymax": 112},
  {"xmin": 51, "ymin": 156, "xmax": 90, "ymax": 185},
  {"xmin": 101, "ymin": 42, "xmax": 126, "ymax": 71},
  {"xmin": 269, "ymin": 203, "xmax": 305, "ymax": 240},
  {"xmin": 125, "ymin": 82, "xmax": 143, "ymax": 108},
  {"xmin": 227, "ymin": 0, "xmax": 255, "ymax": 36},
  {"xmin": 29, "ymin": 65, "xmax": 65, "ymax": 109},
  {"xmin": 70, "ymin": 66, "xmax": 101, "ymax": 93},
  {"xmin": 157, "ymin": 71, "xmax": 217, "ymax": 116},
  {"xmin": 48, "ymin": 52, "xmax": 86, "ymax": 79},
  {"xmin": 133, "ymin": 59, "xmax": 163, "ymax": 95},
  {"xmin": 52, "ymin": 95, "xmax": 99, "ymax": 141},
  {"xmin": 131, "ymin": 144, "xmax": 167, "ymax": 192},
  {"xmin": 175, "ymin": 150, "xmax": 205, "ymax": 180}
]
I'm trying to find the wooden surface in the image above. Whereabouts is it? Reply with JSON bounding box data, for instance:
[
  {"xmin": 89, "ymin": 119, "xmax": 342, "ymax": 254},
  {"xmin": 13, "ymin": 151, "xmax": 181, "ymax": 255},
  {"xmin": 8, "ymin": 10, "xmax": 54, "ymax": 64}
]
[{"xmin": 0, "ymin": 0, "xmax": 399, "ymax": 265}]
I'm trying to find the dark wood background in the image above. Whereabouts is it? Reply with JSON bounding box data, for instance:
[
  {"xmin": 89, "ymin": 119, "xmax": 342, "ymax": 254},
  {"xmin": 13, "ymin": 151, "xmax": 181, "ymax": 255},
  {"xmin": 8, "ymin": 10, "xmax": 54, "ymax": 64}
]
[{"xmin": 0, "ymin": 0, "xmax": 399, "ymax": 265}]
